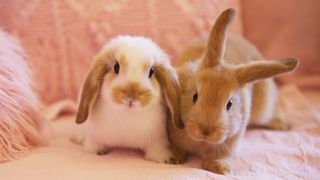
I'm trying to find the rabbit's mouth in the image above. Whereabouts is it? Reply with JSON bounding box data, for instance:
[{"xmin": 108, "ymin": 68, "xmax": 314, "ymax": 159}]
[
  {"xmin": 111, "ymin": 83, "xmax": 153, "ymax": 107},
  {"xmin": 185, "ymin": 125, "xmax": 227, "ymax": 145},
  {"xmin": 124, "ymin": 99, "xmax": 136, "ymax": 108},
  {"xmin": 206, "ymin": 130, "xmax": 227, "ymax": 144}
]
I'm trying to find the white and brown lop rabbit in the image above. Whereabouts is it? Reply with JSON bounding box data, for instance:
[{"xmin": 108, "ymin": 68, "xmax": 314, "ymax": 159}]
[
  {"xmin": 75, "ymin": 36, "xmax": 181, "ymax": 163},
  {"xmin": 169, "ymin": 8, "xmax": 299, "ymax": 174}
]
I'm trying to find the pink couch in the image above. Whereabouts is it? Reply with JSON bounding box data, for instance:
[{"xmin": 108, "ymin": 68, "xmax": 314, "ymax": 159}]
[{"xmin": 0, "ymin": 0, "xmax": 319, "ymax": 179}]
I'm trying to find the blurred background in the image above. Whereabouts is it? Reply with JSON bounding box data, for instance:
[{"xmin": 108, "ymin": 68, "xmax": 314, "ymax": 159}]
[{"xmin": 0, "ymin": 0, "xmax": 319, "ymax": 105}]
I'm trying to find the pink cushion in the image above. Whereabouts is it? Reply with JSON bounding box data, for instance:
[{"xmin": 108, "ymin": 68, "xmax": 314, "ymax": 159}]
[
  {"xmin": 0, "ymin": 85, "xmax": 319, "ymax": 179},
  {"xmin": 241, "ymin": 0, "xmax": 320, "ymax": 89},
  {"xmin": 0, "ymin": 29, "xmax": 46, "ymax": 163},
  {"xmin": 0, "ymin": 0, "xmax": 242, "ymax": 104}
]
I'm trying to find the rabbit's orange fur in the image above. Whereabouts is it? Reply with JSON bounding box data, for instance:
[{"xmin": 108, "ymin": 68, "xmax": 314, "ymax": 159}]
[{"xmin": 169, "ymin": 8, "xmax": 299, "ymax": 174}]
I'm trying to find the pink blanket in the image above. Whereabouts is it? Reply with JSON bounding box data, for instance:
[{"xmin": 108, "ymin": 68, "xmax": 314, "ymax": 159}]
[{"xmin": 0, "ymin": 84, "xmax": 319, "ymax": 179}]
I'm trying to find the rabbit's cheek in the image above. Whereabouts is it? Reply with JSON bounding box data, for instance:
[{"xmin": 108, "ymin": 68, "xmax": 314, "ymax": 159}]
[
  {"xmin": 227, "ymin": 109, "xmax": 243, "ymax": 136},
  {"xmin": 228, "ymin": 119, "xmax": 241, "ymax": 137},
  {"xmin": 185, "ymin": 124, "xmax": 204, "ymax": 141}
]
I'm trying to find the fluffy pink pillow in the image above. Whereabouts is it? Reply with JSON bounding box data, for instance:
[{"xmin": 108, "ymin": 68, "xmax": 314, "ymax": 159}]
[
  {"xmin": 0, "ymin": 0, "xmax": 242, "ymax": 104},
  {"xmin": 0, "ymin": 29, "xmax": 46, "ymax": 163}
]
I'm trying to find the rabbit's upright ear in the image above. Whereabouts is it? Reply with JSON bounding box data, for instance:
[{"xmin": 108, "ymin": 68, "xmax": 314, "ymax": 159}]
[
  {"xmin": 236, "ymin": 57, "xmax": 299, "ymax": 85},
  {"xmin": 75, "ymin": 54, "xmax": 110, "ymax": 124},
  {"xmin": 199, "ymin": 8, "xmax": 235, "ymax": 70},
  {"xmin": 154, "ymin": 64, "xmax": 183, "ymax": 129}
]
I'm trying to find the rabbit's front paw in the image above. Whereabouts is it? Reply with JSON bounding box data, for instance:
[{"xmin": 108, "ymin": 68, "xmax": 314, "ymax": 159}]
[
  {"xmin": 97, "ymin": 147, "xmax": 112, "ymax": 155},
  {"xmin": 145, "ymin": 145, "xmax": 178, "ymax": 164},
  {"xmin": 202, "ymin": 160, "xmax": 231, "ymax": 175},
  {"xmin": 170, "ymin": 146, "xmax": 188, "ymax": 164},
  {"xmin": 266, "ymin": 116, "xmax": 291, "ymax": 131},
  {"xmin": 83, "ymin": 138, "xmax": 106, "ymax": 155}
]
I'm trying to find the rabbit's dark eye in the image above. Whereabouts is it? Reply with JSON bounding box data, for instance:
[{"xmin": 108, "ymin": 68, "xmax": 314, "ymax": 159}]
[
  {"xmin": 114, "ymin": 62, "xmax": 120, "ymax": 74},
  {"xmin": 192, "ymin": 93, "xmax": 198, "ymax": 104},
  {"xmin": 226, "ymin": 100, "xmax": 232, "ymax": 111},
  {"xmin": 149, "ymin": 67, "xmax": 154, "ymax": 78}
]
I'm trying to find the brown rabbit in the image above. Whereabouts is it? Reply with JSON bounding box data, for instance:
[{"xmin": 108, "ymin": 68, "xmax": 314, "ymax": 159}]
[{"xmin": 169, "ymin": 8, "xmax": 299, "ymax": 174}]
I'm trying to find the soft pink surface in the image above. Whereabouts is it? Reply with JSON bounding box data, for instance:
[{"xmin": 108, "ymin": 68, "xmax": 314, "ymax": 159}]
[
  {"xmin": 0, "ymin": 29, "xmax": 46, "ymax": 162},
  {"xmin": 241, "ymin": 0, "xmax": 320, "ymax": 89},
  {"xmin": 1, "ymin": 85, "xmax": 319, "ymax": 179},
  {"xmin": 0, "ymin": 0, "xmax": 242, "ymax": 104}
]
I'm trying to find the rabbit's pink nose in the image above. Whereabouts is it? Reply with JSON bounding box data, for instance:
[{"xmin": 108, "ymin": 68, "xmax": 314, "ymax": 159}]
[
  {"xmin": 125, "ymin": 98, "xmax": 136, "ymax": 108},
  {"xmin": 128, "ymin": 100, "xmax": 133, "ymax": 107}
]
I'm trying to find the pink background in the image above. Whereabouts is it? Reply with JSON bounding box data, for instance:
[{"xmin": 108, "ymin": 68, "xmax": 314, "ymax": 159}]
[
  {"xmin": 241, "ymin": 0, "xmax": 320, "ymax": 89},
  {"xmin": 0, "ymin": 0, "xmax": 242, "ymax": 104}
]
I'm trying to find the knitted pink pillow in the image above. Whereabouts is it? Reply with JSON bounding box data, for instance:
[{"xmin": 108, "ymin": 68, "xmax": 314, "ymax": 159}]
[
  {"xmin": 0, "ymin": 0, "xmax": 242, "ymax": 104},
  {"xmin": 0, "ymin": 29, "xmax": 45, "ymax": 163}
]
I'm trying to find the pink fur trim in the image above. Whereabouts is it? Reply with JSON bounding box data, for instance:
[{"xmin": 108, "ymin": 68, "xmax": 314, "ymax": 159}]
[{"xmin": 0, "ymin": 28, "xmax": 46, "ymax": 162}]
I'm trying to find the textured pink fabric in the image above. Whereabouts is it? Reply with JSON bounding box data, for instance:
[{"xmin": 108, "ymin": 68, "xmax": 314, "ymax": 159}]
[
  {"xmin": 241, "ymin": 0, "xmax": 320, "ymax": 89},
  {"xmin": 0, "ymin": 85, "xmax": 319, "ymax": 179},
  {"xmin": 0, "ymin": 29, "xmax": 46, "ymax": 162},
  {"xmin": 0, "ymin": 0, "xmax": 242, "ymax": 104}
]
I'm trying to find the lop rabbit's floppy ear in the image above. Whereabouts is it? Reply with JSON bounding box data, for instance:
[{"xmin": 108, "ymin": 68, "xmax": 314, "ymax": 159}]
[
  {"xmin": 154, "ymin": 64, "xmax": 183, "ymax": 129},
  {"xmin": 199, "ymin": 8, "xmax": 235, "ymax": 70},
  {"xmin": 75, "ymin": 55, "xmax": 109, "ymax": 124},
  {"xmin": 236, "ymin": 57, "xmax": 299, "ymax": 85}
]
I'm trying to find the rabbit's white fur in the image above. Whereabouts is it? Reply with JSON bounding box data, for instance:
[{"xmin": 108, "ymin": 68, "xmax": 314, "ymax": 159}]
[{"xmin": 75, "ymin": 36, "xmax": 178, "ymax": 163}]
